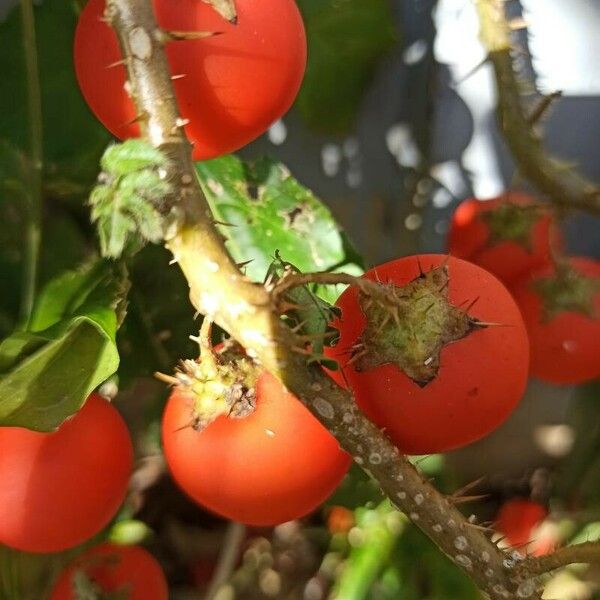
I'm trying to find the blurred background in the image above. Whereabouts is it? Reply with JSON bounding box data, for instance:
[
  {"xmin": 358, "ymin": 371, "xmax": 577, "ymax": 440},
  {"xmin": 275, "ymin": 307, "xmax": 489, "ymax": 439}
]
[{"xmin": 0, "ymin": 0, "xmax": 599, "ymax": 598}]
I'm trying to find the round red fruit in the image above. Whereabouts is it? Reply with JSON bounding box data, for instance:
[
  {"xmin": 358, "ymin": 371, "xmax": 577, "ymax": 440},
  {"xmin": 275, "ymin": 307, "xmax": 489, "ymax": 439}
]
[
  {"xmin": 510, "ymin": 257, "xmax": 600, "ymax": 385},
  {"xmin": 447, "ymin": 192, "xmax": 560, "ymax": 283},
  {"xmin": 326, "ymin": 254, "xmax": 529, "ymax": 454},
  {"xmin": 74, "ymin": 0, "xmax": 306, "ymax": 160},
  {"xmin": 162, "ymin": 369, "xmax": 351, "ymax": 526},
  {"xmin": 0, "ymin": 394, "xmax": 133, "ymax": 553},
  {"xmin": 50, "ymin": 543, "xmax": 168, "ymax": 600},
  {"xmin": 496, "ymin": 499, "xmax": 549, "ymax": 556}
]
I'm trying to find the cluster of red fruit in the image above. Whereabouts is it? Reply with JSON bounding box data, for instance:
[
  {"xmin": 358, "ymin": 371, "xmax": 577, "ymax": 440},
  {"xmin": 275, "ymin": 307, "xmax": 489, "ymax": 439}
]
[{"xmin": 448, "ymin": 192, "xmax": 600, "ymax": 386}]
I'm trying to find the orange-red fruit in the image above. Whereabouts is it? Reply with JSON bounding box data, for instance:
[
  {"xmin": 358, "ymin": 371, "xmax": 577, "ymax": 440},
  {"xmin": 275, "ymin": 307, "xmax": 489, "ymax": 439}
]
[
  {"xmin": 496, "ymin": 499, "xmax": 548, "ymax": 556},
  {"xmin": 50, "ymin": 543, "xmax": 168, "ymax": 600},
  {"xmin": 511, "ymin": 257, "xmax": 600, "ymax": 385},
  {"xmin": 326, "ymin": 255, "xmax": 529, "ymax": 454},
  {"xmin": 0, "ymin": 394, "xmax": 133, "ymax": 553},
  {"xmin": 73, "ymin": 0, "xmax": 306, "ymax": 160},
  {"xmin": 162, "ymin": 370, "xmax": 351, "ymax": 526},
  {"xmin": 448, "ymin": 193, "xmax": 560, "ymax": 284}
]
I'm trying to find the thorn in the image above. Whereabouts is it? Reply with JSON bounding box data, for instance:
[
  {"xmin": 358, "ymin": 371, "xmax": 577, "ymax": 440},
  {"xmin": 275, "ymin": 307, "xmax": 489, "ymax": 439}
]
[
  {"xmin": 451, "ymin": 476, "xmax": 486, "ymax": 499},
  {"xmin": 508, "ymin": 16, "xmax": 528, "ymax": 31},
  {"xmin": 463, "ymin": 296, "xmax": 480, "ymax": 314},
  {"xmin": 171, "ymin": 74, "xmax": 187, "ymax": 80},
  {"xmin": 122, "ymin": 113, "xmax": 146, "ymax": 127},
  {"xmin": 416, "ymin": 256, "xmax": 424, "ymax": 277},
  {"xmin": 159, "ymin": 30, "xmax": 223, "ymax": 43},
  {"xmin": 212, "ymin": 219, "xmax": 236, "ymax": 227},
  {"xmin": 449, "ymin": 494, "xmax": 489, "ymax": 505},
  {"xmin": 229, "ymin": 15, "xmax": 238, "ymax": 25},
  {"xmin": 452, "ymin": 56, "xmax": 490, "ymax": 88},
  {"xmin": 154, "ymin": 371, "xmax": 179, "ymax": 386},
  {"xmin": 472, "ymin": 320, "xmax": 508, "ymax": 328},
  {"xmin": 106, "ymin": 58, "xmax": 127, "ymax": 69},
  {"xmin": 236, "ymin": 259, "xmax": 253, "ymax": 269},
  {"xmin": 291, "ymin": 345, "xmax": 313, "ymax": 356}
]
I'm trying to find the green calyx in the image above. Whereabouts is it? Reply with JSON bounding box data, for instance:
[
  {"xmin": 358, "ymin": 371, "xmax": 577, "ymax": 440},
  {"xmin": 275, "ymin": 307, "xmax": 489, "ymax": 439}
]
[
  {"xmin": 481, "ymin": 201, "xmax": 543, "ymax": 250},
  {"xmin": 170, "ymin": 345, "xmax": 260, "ymax": 429},
  {"xmin": 352, "ymin": 265, "xmax": 481, "ymax": 386},
  {"xmin": 533, "ymin": 263, "xmax": 600, "ymax": 321}
]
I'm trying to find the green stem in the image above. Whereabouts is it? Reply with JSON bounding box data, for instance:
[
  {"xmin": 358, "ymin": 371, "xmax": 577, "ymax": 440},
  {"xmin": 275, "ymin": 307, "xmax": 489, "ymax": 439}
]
[
  {"xmin": 331, "ymin": 503, "xmax": 405, "ymax": 600},
  {"xmin": 19, "ymin": 0, "xmax": 44, "ymax": 328}
]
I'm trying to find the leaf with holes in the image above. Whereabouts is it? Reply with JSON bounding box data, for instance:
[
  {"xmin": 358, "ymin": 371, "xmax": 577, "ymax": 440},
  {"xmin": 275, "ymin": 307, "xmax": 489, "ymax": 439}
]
[{"xmin": 196, "ymin": 155, "xmax": 359, "ymax": 283}]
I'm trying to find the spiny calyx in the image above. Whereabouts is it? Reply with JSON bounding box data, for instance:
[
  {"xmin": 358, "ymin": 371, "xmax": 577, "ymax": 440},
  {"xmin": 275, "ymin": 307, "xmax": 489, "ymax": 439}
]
[
  {"xmin": 158, "ymin": 344, "xmax": 260, "ymax": 430},
  {"xmin": 352, "ymin": 265, "xmax": 482, "ymax": 386},
  {"xmin": 533, "ymin": 262, "xmax": 600, "ymax": 321},
  {"xmin": 482, "ymin": 202, "xmax": 542, "ymax": 250}
]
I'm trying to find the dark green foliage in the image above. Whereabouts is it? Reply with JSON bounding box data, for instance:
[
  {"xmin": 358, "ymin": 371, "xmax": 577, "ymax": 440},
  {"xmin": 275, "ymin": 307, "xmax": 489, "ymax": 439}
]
[
  {"xmin": 295, "ymin": 0, "xmax": 397, "ymax": 133},
  {"xmin": 0, "ymin": 260, "xmax": 127, "ymax": 430}
]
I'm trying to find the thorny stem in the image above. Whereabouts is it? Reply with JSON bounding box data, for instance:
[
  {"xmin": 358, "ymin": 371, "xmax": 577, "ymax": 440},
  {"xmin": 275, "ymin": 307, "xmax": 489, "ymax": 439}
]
[
  {"xmin": 106, "ymin": 0, "xmax": 546, "ymax": 597},
  {"xmin": 475, "ymin": 0, "xmax": 600, "ymax": 216},
  {"xmin": 19, "ymin": 0, "xmax": 44, "ymax": 327},
  {"xmin": 517, "ymin": 542, "xmax": 600, "ymax": 578}
]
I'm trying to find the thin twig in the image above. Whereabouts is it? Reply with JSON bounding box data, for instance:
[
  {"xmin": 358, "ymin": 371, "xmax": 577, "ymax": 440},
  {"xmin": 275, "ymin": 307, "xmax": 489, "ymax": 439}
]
[
  {"xmin": 518, "ymin": 542, "xmax": 600, "ymax": 577},
  {"xmin": 204, "ymin": 522, "xmax": 246, "ymax": 600},
  {"xmin": 475, "ymin": 0, "xmax": 600, "ymax": 215},
  {"xmin": 19, "ymin": 0, "xmax": 44, "ymax": 327}
]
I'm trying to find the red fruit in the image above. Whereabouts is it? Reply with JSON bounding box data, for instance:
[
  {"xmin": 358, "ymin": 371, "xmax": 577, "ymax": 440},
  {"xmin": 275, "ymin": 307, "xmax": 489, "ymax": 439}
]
[
  {"xmin": 162, "ymin": 369, "xmax": 351, "ymax": 526},
  {"xmin": 511, "ymin": 257, "xmax": 600, "ymax": 385},
  {"xmin": 326, "ymin": 254, "xmax": 529, "ymax": 454},
  {"xmin": 496, "ymin": 499, "xmax": 548, "ymax": 556},
  {"xmin": 50, "ymin": 543, "xmax": 168, "ymax": 600},
  {"xmin": 448, "ymin": 193, "xmax": 560, "ymax": 283},
  {"xmin": 74, "ymin": 0, "xmax": 306, "ymax": 160},
  {"xmin": 0, "ymin": 394, "xmax": 133, "ymax": 553}
]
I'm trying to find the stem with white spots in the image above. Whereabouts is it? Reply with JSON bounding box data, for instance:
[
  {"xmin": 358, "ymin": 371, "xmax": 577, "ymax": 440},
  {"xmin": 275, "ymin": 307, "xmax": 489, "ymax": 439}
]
[{"xmin": 105, "ymin": 0, "xmax": 547, "ymax": 596}]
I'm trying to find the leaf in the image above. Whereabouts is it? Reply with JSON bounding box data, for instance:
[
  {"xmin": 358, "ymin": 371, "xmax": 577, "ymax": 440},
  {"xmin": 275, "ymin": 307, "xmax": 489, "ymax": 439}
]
[
  {"xmin": 0, "ymin": 260, "xmax": 127, "ymax": 431},
  {"xmin": 196, "ymin": 155, "xmax": 360, "ymax": 282},
  {"xmin": 295, "ymin": 0, "xmax": 397, "ymax": 133},
  {"xmin": 90, "ymin": 141, "xmax": 170, "ymax": 259}
]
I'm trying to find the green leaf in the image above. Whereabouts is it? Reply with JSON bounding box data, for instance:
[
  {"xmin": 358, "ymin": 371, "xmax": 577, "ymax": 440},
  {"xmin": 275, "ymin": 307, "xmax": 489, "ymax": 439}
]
[
  {"xmin": 0, "ymin": 260, "xmax": 127, "ymax": 431},
  {"xmin": 90, "ymin": 141, "xmax": 170, "ymax": 259},
  {"xmin": 196, "ymin": 155, "xmax": 360, "ymax": 282},
  {"xmin": 295, "ymin": 0, "xmax": 397, "ymax": 133}
]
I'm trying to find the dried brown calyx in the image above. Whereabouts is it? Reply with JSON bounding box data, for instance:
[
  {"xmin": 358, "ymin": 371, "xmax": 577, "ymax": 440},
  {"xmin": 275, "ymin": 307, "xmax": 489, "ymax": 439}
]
[
  {"xmin": 533, "ymin": 261, "xmax": 600, "ymax": 321},
  {"xmin": 351, "ymin": 264, "xmax": 484, "ymax": 386}
]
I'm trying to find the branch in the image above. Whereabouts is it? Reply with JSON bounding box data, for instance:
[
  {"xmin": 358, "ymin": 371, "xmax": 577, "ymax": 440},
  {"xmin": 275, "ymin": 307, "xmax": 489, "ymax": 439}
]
[
  {"xmin": 517, "ymin": 542, "xmax": 600, "ymax": 578},
  {"xmin": 106, "ymin": 0, "xmax": 542, "ymax": 597},
  {"xmin": 475, "ymin": 0, "xmax": 600, "ymax": 216}
]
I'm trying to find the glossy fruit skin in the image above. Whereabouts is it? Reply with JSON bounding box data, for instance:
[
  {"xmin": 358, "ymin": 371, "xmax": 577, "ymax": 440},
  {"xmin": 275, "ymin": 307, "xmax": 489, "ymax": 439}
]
[
  {"xmin": 448, "ymin": 193, "xmax": 560, "ymax": 284},
  {"xmin": 326, "ymin": 255, "xmax": 529, "ymax": 455},
  {"xmin": 50, "ymin": 543, "xmax": 168, "ymax": 600},
  {"xmin": 0, "ymin": 394, "xmax": 133, "ymax": 553},
  {"xmin": 162, "ymin": 370, "xmax": 351, "ymax": 526},
  {"xmin": 496, "ymin": 499, "xmax": 548, "ymax": 556},
  {"xmin": 511, "ymin": 257, "xmax": 600, "ymax": 385},
  {"xmin": 74, "ymin": 0, "xmax": 306, "ymax": 160}
]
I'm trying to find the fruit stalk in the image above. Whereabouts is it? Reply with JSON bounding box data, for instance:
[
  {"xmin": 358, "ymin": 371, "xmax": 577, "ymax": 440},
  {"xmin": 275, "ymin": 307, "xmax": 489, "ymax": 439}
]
[
  {"xmin": 475, "ymin": 0, "xmax": 600, "ymax": 215},
  {"xmin": 105, "ymin": 0, "xmax": 547, "ymax": 596}
]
